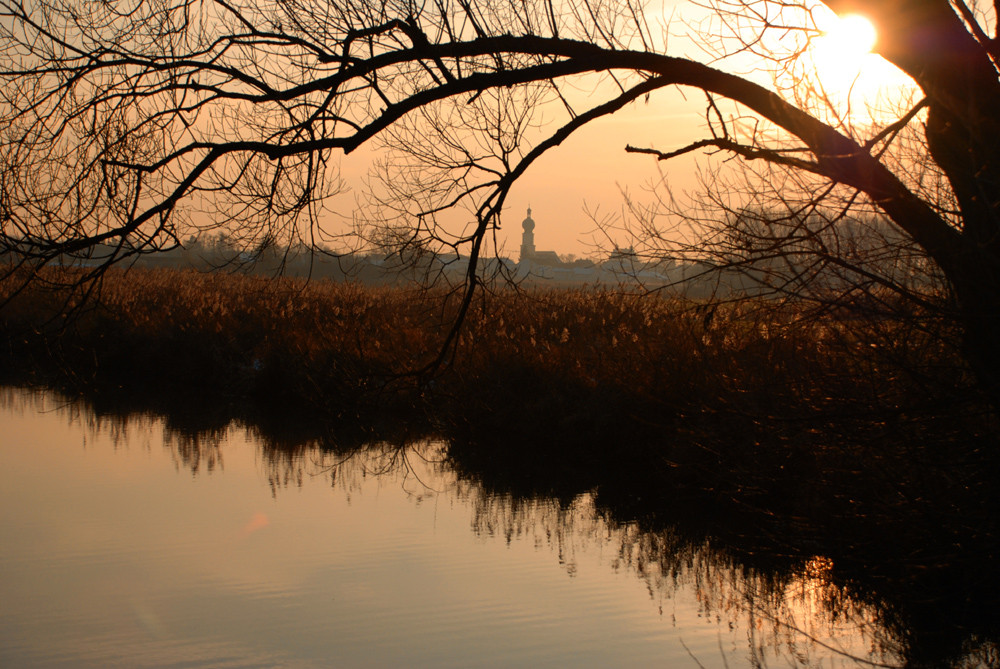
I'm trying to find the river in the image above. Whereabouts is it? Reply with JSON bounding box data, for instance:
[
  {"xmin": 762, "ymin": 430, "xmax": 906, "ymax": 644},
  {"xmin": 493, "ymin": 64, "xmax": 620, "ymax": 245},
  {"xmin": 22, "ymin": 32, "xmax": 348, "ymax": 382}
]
[{"xmin": 0, "ymin": 386, "xmax": 981, "ymax": 667}]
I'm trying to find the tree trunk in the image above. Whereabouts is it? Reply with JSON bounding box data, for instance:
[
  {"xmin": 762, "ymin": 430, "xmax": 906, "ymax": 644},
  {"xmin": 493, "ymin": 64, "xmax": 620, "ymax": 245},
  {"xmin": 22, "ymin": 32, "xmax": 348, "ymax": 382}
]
[{"xmin": 943, "ymin": 253, "xmax": 1000, "ymax": 403}]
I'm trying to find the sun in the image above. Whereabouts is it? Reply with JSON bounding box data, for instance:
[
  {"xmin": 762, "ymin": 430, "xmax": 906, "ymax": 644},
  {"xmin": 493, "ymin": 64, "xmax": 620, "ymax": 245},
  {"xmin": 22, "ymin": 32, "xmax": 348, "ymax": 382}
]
[
  {"xmin": 804, "ymin": 11, "xmax": 911, "ymax": 107},
  {"xmin": 811, "ymin": 13, "xmax": 879, "ymax": 89},
  {"xmin": 821, "ymin": 14, "xmax": 878, "ymax": 56}
]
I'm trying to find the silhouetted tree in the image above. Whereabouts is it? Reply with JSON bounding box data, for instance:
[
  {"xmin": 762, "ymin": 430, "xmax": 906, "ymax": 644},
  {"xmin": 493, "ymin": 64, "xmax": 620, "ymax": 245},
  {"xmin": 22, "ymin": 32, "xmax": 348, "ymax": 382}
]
[{"xmin": 3, "ymin": 0, "xmax": 1000, "ymax": 394}]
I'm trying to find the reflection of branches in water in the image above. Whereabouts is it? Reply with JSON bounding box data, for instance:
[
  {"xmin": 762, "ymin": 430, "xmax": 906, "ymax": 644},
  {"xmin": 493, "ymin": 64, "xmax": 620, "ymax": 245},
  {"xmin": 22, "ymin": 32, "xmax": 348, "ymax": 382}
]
[
  {"xmin": 250, "ymin": 432, "xmax": 452, "ymax": 501},
  {"xmin": 319, "ymin": 440, "xmax": 453, "ymax": 504},
  {"xmin": 452, "ymin": 478, "xmax": 903, "ymax": 668},
  {"xmin": 734, "ymin": 561, "xmax": 901, "ymax": 668},
  {"xmin": 90, "ymin": 407, "xmax": 229, "ymax": 475}
]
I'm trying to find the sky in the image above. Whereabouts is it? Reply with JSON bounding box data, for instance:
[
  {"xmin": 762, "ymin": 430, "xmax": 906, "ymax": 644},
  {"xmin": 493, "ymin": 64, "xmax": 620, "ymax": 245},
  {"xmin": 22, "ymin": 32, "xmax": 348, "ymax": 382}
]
[
  {"xmin": 335, "ymin": 86, "xmax": 706, "ymax": 260},
  {"xmin": 324, "ymin": 2, "xmax": 916, "ymax": 261}
]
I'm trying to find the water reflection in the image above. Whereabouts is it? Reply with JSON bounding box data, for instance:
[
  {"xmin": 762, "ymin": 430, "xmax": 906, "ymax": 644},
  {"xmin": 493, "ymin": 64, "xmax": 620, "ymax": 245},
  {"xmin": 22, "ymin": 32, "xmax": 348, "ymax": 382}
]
[
  {"xmin": 1, "ymin": 386, "xmax": 996, "ymax": 667},
  {"xmin": 457, "ymin": 487, "xmax": 904, "ymax": 667}
]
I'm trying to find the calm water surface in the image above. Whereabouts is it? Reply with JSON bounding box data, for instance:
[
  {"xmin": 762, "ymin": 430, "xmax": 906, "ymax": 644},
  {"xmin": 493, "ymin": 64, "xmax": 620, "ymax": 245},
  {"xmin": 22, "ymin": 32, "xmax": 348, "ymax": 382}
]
[{"xmin": 0, "ymin": 387, "xmax": 900, "ymax": 667}]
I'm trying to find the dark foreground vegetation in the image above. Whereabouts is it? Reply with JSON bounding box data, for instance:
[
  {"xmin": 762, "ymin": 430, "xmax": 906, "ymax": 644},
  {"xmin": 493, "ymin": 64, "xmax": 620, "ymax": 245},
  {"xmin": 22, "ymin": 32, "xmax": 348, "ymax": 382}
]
[{"xmin": 2, "ymin": 265, "xmax": 998, "ymax": 667}]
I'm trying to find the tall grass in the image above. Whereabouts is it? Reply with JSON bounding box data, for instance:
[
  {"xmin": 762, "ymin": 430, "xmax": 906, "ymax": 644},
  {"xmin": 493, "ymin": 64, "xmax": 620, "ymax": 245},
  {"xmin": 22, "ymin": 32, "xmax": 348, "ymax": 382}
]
[
  {"xmin": 2, "ymin": 267, "xmax": 437, "ymax": 407},
  {"xmin": 1, "ymin": 265, "xmax": 986, "ymax": 433}
]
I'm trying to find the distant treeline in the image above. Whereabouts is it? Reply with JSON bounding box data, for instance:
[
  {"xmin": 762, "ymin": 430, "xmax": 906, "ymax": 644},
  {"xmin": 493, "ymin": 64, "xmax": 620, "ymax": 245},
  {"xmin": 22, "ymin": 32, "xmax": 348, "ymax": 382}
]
[
  {"xmin": 0, "ymin": 234, "xmax": 455, "ymax": 284},
  {"xmin": 3, "ymin": 210, "xmax": 937, "ymax": 295}
]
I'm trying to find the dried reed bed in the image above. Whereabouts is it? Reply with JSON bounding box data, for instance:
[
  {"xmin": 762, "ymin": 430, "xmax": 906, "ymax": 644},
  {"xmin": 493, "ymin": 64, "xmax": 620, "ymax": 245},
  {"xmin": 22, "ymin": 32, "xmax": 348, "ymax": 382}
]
[
  {"xmin": 1, "ymin": 265, "xmax": 977, "ymax": 438},
  {"xmin": 450, "ymin": 285, "xmax": 974, "ymax": 439},
  {"xmin": 1, "ymin": 267, "xmax": 446, "ymax": 421}
]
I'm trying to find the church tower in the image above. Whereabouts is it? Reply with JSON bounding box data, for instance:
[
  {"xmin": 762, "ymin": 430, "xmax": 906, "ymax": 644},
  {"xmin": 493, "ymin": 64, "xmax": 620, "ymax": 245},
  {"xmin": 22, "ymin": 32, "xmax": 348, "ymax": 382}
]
[{"xmin": 520, "ymin": 207, "xmax": 536, "ymax": 262}]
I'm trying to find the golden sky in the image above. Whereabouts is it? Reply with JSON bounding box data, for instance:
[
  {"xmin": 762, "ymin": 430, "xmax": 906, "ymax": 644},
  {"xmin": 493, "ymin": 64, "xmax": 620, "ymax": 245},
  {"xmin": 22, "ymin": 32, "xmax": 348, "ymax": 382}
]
[{"xmin": 330, "ymin": 2, "xmax": 916, "ymax": 261}]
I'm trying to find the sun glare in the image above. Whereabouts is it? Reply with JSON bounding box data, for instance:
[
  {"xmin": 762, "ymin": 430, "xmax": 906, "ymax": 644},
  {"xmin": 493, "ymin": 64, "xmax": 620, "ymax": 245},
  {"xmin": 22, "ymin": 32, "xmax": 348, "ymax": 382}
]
[
  {"xmin": 806, "ymin": 12, "xmax": 904, "ymax": 106},
  {"xmin": 822, "ymin": 14, "xmax": 877, "ymax": 56}
]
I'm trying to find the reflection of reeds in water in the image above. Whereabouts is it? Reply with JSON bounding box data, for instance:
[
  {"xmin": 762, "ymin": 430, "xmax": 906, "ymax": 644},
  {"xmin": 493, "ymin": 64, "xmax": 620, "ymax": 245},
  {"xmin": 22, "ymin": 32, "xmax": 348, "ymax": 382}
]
[
  {"xmin": 320, "ymin": 441, "xmax": 907, "ymax": 667},
  {"xmin": 88, "ymin": 384, "xmax": 910, "ymax": 667}
]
